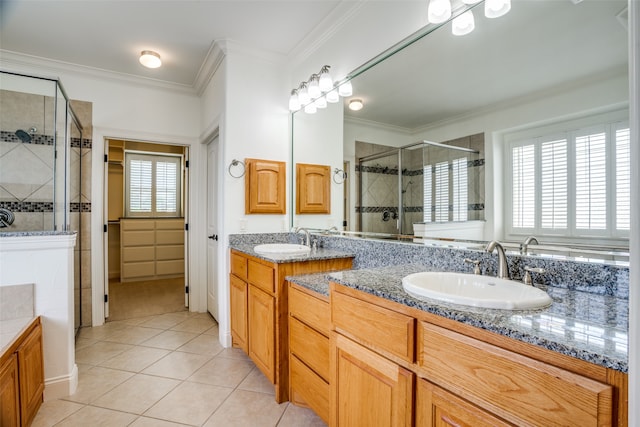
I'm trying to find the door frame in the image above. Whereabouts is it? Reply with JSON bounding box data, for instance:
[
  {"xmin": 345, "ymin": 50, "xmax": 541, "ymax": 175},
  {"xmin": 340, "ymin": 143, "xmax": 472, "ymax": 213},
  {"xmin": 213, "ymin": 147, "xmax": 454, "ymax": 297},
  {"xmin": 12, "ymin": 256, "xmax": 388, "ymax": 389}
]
[{"xmin": 205, "ymin": 134, "xmax": 220, "ymax": 320}]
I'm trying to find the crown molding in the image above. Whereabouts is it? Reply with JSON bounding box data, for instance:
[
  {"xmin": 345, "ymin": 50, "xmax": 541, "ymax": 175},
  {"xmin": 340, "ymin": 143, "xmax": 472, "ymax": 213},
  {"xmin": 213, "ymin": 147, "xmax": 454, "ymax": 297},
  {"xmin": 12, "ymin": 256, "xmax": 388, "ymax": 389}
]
[
  {"xmin": 193, "ymin": 41, "xmax": 226, "ymax": 96},
  {"xmin": 345, "ymin": 115, "xmax": 412, "ymax": 135},
  {"xmin": 0, "ymin": 50, "xmax": 197, "ymax": 96},
  {"xmin": 287, "ymin": 0, "xmax": 366, "ymax": 67}
]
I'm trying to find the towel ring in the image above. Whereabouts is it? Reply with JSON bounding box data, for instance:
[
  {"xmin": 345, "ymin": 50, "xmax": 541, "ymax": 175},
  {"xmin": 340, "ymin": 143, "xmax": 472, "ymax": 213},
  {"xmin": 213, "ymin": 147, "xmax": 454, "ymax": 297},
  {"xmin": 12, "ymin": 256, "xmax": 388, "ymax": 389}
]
[
  {"xmin": 228, "ymin": 159, "xmax": 246, "ymax": 178},
  {"xmin": 333, "ymin": 168, "xmax": 347, "ymax": 184}
]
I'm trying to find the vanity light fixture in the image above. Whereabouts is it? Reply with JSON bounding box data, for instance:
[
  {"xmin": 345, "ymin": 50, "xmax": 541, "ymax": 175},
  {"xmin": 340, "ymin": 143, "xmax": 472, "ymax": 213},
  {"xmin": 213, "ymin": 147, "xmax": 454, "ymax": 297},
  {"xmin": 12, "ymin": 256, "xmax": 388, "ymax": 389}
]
[
  {"xmin": 318, "ymin": 65, "xmax": 333, "ymax": 92},
  {"xmin": 326, "ymin": 88, "xmax": 340, "ymax": 103},
  {"xmin": 288, "ymin": 89, "xmax": 301, "ymax": 111},
  {"xmin": 485, "ymin": 0, "xmax": 511, "ymax": 18},
  {"xmin": 139, "ymin": 50, "xmax": 162, "ymax": 68},
  {"xmin": 304, "ymin": 102, "xmax": 317, "ymax": 114},
  {"xmin": 337, "ymin": 80, "xmax": 353, "ymax": 97},
  {"xmin": 308, "ymin": 74, "xmax": 322, "ymax": 99},
  {"xmin": 461, "ymin": 0, "xmax": 481, "ymax": 3},
  {"xmin": 428, "ymin": 0, "xmax": 452, "ymax": 24},
  {"xmin": 349, "ymin": 99, "xmax": 364, "ymax": 111},
  {"xmin": 298, "ymin": 82, "xmax": 310, "ymax": 105},
  {"xmin": 452, "ymin": 10, "xmax": 475, "ymax": 36},
  {"xmin": 289, "ymin": 65, "xmax": 357, "ymax": 113},
  {"xmin": 315, "ymin": 96, "xmax": 327, "ymax": 109}
]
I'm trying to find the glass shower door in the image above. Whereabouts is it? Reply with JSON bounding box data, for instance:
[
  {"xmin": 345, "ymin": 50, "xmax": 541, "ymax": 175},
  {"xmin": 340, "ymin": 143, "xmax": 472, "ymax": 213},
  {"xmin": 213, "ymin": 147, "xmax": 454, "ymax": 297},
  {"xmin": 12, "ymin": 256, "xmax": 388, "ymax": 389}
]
[{"xmin": 358, "ymin": 151, "xmax": 400, "ymax": 234}]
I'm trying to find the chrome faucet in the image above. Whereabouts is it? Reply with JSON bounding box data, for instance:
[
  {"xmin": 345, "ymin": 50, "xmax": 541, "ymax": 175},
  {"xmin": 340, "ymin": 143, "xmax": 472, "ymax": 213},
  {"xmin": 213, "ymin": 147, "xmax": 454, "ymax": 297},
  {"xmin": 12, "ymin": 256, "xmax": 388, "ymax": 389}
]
[
  {"xmin": 520, "ymin": 235, "xmax": 539, "ymax": 255},
  {"xmin": 294, "ymin": 227, "xmax": 311, "ymax": 246},
  {"xmin": 485, "ymin": 240, "xmax": 510, "ymax": 279}
]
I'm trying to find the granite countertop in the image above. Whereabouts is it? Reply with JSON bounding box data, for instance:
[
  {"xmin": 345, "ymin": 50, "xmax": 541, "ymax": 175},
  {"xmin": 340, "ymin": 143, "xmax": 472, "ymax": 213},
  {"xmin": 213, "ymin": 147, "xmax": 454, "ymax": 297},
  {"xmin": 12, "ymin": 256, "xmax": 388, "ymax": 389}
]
[
  {"xmin": 0, "ymin": 317, "xmax": 36, "ymax": 355},
  {"xmin": 288, "ymin": 264, "xmax": 628, "ymax": 373},
  {"xmin": 230, "ymin": 243, "xmax": 355, "ymax": 264},
  {"xmin": 0, "ymin": 231, "xmax": 76, "ymax": 238}
]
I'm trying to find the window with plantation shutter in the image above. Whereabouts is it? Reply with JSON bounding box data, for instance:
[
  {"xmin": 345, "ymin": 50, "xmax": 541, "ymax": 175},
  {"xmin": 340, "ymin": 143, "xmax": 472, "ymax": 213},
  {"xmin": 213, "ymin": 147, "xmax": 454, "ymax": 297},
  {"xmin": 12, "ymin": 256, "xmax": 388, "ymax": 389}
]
[
  {"xmin": 452, "ymin": 158, "xmax": 468, "ymax": 222},
  {"xmin": 423, "ymin": 158, "xmax": 469, "ymax": 223},
  {"xmin": 506, "ymin": 114, "xmax": 629, "ymax": 244},
  {"xmin": 423, "ymin": 165, "xmax": 433, "ymax": 222},
  {"xmin": 125, "ymin": 152, "xmax": 182, "ymax": 217},
  {"xmin": 434, "ymin": 161, "xmax": 449, "ymax": 222}
]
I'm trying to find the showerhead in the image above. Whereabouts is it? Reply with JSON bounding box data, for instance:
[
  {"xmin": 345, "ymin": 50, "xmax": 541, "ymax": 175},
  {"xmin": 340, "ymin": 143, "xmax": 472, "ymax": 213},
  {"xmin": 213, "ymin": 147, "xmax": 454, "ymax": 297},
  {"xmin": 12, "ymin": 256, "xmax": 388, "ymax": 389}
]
[{"xmin": 15, "ymin": 127, "xmax": 36, "ymax": 143}]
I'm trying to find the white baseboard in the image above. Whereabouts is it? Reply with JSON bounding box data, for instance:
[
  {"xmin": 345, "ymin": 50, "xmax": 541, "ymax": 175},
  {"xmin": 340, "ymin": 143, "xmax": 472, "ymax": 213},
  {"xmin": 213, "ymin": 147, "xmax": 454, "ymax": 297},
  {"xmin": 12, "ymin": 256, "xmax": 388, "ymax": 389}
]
[{"xmin": 44, "ymin": 364, "xmax": 78, "ymax": 401}]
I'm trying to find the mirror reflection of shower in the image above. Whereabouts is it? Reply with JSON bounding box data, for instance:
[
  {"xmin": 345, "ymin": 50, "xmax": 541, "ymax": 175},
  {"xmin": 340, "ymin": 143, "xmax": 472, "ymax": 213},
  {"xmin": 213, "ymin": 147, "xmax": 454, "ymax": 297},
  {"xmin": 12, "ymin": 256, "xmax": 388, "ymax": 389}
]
[{"xmin": 356, "ymin": 135, "xmax": 484, "ymax": 236}]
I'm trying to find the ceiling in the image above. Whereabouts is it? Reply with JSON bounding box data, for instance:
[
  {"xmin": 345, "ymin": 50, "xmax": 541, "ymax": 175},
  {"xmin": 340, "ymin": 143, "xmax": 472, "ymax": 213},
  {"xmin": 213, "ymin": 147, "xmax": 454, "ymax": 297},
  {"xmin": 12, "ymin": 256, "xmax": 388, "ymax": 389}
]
[{"xmin": 0, "ymin": 0, "xmax": 344, "ymax": 88}]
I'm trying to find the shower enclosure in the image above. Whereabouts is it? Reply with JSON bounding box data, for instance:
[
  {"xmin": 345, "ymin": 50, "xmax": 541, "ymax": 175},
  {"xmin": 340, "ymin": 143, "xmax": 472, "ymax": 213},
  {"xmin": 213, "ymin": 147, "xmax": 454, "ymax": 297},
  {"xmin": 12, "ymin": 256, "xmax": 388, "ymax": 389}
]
[
  {"xmin": 0, "ymin": 70, "xmax": 85, "ymax": 332},
  {"xmin": 357, "ymin": 139, "xmax": 484, "ymax": 236}
]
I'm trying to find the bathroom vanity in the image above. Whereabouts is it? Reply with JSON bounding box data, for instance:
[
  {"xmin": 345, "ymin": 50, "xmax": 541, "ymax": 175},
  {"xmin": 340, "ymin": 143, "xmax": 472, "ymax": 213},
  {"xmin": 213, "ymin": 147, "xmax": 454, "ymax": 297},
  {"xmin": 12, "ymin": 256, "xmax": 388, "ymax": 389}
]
[{"xmin": 228, "ymin": 244, "xmax": 353, "ymax": 403}]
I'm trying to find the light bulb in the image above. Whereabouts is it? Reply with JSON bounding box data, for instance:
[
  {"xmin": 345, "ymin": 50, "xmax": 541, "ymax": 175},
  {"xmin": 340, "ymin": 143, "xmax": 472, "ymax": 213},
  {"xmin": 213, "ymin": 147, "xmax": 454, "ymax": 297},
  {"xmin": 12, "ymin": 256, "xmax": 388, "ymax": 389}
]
[
  {"xmin": 349, "ymin": 99, "xmax": 364, "ymax": 111},
  {"xmin": 485, "ymin": 0, "xmax": 511, "ymax": 18},
  {"xmin": 139, "ymin": 50, "xmax": 162, "ymax": 68},
  {"xmin": 315, "ymin": 97, "xmax": 327, "ymax": 109},
  {"xmin": 298, "ymin": 83, "xmax": 310, "ymax": 105},
  {"xmin": 319, "ymin": 66, "xmax": 333, "ymax": 92},
  {"xmin": 308, "ymin": 75, "xmax": 321, "ymax": 99},
  {"xmin": 288, "ymin": 90, "xmax": 301, "ymax": 111},
  {"xmin": 338, "ymin": 80, "xmax": 353, "ymax": 97},
  {"xmin": 304, "ymin": 103, "xmax": 317, "ymax": 114},
  {"xmin": 427, "ymin": 0, "xmax": 452, "ymax": 24},
  {"xmin": 452, "ymin": 10, "xmax": 475, "ymax": 36},
  {"xmin": 326, "ymin": 88, "xmax": 340, "ymax": 103}
]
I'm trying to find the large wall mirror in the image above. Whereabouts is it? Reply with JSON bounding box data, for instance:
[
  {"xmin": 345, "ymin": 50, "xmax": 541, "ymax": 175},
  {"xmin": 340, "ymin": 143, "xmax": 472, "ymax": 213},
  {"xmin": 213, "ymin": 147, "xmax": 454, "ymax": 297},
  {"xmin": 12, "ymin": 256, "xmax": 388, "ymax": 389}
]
[{"xmin": 291, "ymin": 0, "xmax": 629, "ymax": 261}]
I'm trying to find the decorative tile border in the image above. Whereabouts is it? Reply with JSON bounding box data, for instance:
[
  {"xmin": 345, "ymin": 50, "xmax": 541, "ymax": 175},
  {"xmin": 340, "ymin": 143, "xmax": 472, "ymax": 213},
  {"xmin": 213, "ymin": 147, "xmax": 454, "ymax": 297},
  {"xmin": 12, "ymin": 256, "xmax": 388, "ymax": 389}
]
[
  {"xmin": 357, "ymin": 204, "xmax": 484, "ymax": 213},
  {"xmin": 0, "ymin": 201, "xmax": 91, "ymax": 213},
  {"xmin": 0, "ymin": 131, "xmax": 54, "ymax": 146},
  {"xmin": 356, "ymin": 158, "xmax": 485, "ymax": 176}
]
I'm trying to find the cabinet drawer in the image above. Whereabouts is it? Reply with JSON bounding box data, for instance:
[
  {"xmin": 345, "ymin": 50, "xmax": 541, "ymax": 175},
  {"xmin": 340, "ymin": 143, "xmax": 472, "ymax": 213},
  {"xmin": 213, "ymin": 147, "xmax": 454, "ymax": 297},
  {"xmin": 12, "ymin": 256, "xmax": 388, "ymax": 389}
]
[
  {"xmin": 289, "ymin": 284, "xmax": 329, "ymax": 336},
  {"xmin": 418, "ymin": 322, "xmax": 613, "ymax": 427},
  {"xmin": 332, "ymin": 290, "xmax": 415, "ymax": 363},
  {"xmin": 156, "ymin": 230, "xmax": 184, "ymax": 245},
  {"xmin": 121, "ymin": 219, "xmax": 154, "ymax": 231},
  {"xmin": 122, "ymin": 262, "xmax": 155, "ymax": 278},
  {"xmin": 122, "ymin": 246, "xmax": 154, "ymax": 262},
  {"xmin": 122, "ymin": 230, "xmax": 155, "ymax": 246},
  {"xmin": 156, "ymin": 245, "xmax": 184, "ymax": 261},
  {"xmin": 155, "ymin": 219, "xmax": 183, "ymax": 230},
  {"xmin": 156, "ymin": 259, "xmax": 184, "ymax": 276},
  {"xmin": 248, "ymin": 260, "xmax": 275, "ymax": 293},
  {"xmin": 289, "ymin": 317, "xmax": 329, "ymax": 381},
  {"xmin": 290, "ymin": 354, "xmax": 329, "ymax": 423},
  {"xmin": 230, "ymin": 253, "xmax": 248, "ymax": 280}
]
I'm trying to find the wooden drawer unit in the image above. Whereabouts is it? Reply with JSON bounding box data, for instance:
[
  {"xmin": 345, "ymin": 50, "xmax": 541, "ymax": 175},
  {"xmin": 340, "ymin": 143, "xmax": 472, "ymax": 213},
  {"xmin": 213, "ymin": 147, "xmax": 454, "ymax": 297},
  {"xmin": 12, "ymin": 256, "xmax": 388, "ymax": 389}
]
[
  {"xmin": 418, "ymin": 322, "xmax": 613, "ymax": 427},
  {"xmin": 230, "ymin": 252, "xmax": 248, "ymax": 280},
  {"xmin": 121, "ymin": 230, "xmax": 155, "ymax": 246},
  {"xmin": 290, "ymin": 354, "xmax": 330, "ymax": 422},
  {"xmin": 248, "ymin": 260, "xmax": 275, "ymax": 293},
  {"xmin": 122, "ymin": 246, "xmax": 154, "ymax": 262},
  {"xmin": 332, "ymin": 290, "xmax": 415, "ymax": 363},
  {"xmin": 289, "ymin": 284, "xmax": 330, "ymax": 336},
  {"xmin": 156, "ymin": 245, "xmax": 184, "ymax": 261},
  {"xmin": 156, "ymin": 229, "xmax": 184, "ymax": 245},
  {"xmin": 290, "ymin": 317, "xmax": 330, "ymax": 381}
]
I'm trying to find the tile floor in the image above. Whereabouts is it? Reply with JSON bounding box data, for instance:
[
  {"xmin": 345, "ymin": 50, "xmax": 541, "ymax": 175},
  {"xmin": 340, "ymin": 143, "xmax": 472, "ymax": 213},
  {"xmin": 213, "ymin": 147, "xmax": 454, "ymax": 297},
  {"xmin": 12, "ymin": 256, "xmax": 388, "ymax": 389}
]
[{"xmin": 32, "ymin": 311, "xmax": 326, "ymax": 427}]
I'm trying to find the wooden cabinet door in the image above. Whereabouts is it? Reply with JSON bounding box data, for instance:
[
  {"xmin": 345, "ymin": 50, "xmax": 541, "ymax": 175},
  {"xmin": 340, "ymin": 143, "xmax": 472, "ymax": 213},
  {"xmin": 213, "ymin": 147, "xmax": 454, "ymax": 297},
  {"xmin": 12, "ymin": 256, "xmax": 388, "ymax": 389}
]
[
  {"xmin": 0, "ymin": 354, "xmax": 20, "ymax": 427},
  {"xmin": 296, "ymin": 163, "xmax": 330, "ymax": 214},
  {"xmin": 230, "ymin": 274, "xmax": 248, "ymax": 352},
  {"xmin": 245, "ymin": 158, "xmax": 286, "ymax": 214},
  {"xmin": 332, "ymin": 333, "xmax": 413, "ymax": 427},
  {"xmin": 248, "ymin": 285, "xmax": 275, "ymax": 383},
  {"xmin": 16, "ymin": 324, "xmax": 44, "ymax": 427},
  {"xmin": 416, "ymin": 379, "xmax": 513, "ymax": 427}
]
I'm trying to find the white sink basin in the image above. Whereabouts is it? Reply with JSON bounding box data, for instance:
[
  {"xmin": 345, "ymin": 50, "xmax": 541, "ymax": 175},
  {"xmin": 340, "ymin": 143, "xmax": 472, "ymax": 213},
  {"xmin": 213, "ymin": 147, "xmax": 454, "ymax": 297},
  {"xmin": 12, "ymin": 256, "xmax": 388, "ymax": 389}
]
[
  {"xmin": 402, "ymin": 271, "xmax": 552, "ymax": 310},
  {"xmin": 254, "ymin": 243, "xmax": 311, "ymax": 256}
]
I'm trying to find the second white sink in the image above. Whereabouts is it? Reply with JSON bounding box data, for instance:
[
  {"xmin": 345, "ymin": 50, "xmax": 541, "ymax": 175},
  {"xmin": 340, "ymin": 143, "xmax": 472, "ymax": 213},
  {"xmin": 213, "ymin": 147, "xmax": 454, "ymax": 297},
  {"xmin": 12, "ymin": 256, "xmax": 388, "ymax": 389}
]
[
  {"xmin": 254, "ymin": 243, "xmax": 311, "ymax": 256},
  {"xmin": 402, "ymin": 271, "xmax": 552, "ymax": 310}
]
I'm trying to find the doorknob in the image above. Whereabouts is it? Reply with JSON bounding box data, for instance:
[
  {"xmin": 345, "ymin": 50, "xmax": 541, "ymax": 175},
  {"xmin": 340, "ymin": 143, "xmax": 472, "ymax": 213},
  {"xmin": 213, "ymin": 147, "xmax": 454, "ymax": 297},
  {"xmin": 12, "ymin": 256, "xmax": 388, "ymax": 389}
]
[{"xmin": 208, "ymin": 234, "xmax": 218, "ymax": 241}]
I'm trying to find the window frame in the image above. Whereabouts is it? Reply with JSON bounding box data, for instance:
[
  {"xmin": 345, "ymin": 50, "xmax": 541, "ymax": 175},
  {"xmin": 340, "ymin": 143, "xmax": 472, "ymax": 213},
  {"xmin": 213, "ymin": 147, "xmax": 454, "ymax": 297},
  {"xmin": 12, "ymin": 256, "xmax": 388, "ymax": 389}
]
[
  {"xmin": 503, "ymin": 109, "xmax": 629, "ymax": 246},
  {"xmin": 124, "ymin": 150, "xmax": 184, "ymax": 218}
]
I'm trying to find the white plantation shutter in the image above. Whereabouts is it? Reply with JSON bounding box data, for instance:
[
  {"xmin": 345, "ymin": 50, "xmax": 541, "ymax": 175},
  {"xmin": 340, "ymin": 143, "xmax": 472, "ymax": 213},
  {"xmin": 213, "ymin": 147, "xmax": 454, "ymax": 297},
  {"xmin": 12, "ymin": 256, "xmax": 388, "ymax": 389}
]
[
  {"xmin": 512, "ymin": 144, "xmax": 535, "ymax": 228},
  {"xmin": 434, "ymin": 161, "xmax": 449, "ymax": 222},
  {"xmin": 615, "ymin": 126, "xmax": 630, "ymax": 231},
  {"xmin": 423, "ymin": 165, "xmax": 433, "ymax": 222},
  {"xmin": 575, "ymin": 131, "xmax": 607, "ymax": 230},
  {"xmin": 540, "ymin": 138, "xmax": 567, "ymax": 229},
  {"xmin": 125, "ymin": 152, "xmax": 182, "ymax": 217},
  {"xmin": 452, "ymin": 158, "xmax": 468, "ymax": 222}
]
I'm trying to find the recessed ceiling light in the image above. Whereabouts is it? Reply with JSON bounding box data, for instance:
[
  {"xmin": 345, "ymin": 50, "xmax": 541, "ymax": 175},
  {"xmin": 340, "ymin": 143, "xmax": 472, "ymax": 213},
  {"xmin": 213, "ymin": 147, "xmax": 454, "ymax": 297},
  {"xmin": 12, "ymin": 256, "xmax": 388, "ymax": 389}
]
[
  {"xmin": 139, "ymin": 50, "xmax": 162, "ymax": 68},
  {"xmin": 349, "ymin": 99, "xmax": 364, "ymax": 111}
]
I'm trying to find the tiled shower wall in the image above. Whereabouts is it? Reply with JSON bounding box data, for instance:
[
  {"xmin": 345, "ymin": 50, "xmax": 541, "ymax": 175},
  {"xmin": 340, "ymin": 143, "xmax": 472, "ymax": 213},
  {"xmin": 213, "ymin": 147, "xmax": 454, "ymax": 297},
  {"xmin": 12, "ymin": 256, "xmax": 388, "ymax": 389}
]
[{"xmin": 355, "ymin": 134, "xmax": 485, "ymax": 235}]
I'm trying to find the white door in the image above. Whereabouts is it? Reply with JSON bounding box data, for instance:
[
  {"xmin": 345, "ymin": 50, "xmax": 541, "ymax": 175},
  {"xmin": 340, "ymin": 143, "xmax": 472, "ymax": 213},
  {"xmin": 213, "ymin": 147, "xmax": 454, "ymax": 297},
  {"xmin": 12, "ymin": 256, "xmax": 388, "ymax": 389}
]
[{"xmin": 206, "ymin": 137, "xmax": 219, "ymax": 321}]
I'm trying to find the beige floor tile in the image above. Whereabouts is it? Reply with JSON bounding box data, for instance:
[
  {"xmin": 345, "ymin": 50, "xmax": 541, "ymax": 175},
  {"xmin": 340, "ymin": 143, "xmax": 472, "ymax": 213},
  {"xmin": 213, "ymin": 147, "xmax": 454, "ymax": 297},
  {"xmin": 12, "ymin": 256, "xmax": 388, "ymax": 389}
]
[
  {"xmin": 76, "ymin": 363, "xmax": 93, "ymax": 374},
  {"xmin": 92, "ymin": 374, "xmax": 180, "ymax": 414},
  {"xmin": 101, "ymin": 325, "xmax": 163, "ymax": 345},
  {"xmin": 75, "ymin": 341, "xmax": 134, "ymax": 365},
  {"xmin": 216, "ymin": 347, "xmax": 251, "ymax": 361},
  {"xmin": 54, "ymin": 405, "xmax": 137, "ymax": 427},
  {"xmin": 237, "ymin": 367, "xmax": 275, "ymax": 395},
  {"xmin": 31, "ymin": 399, "xmax": 84, "ymax": 427},
  {"xmin": 75, "ymin": 337, "xmax": 97, "ymax": 351},
  {"xmin": 107, "ymin": 316, "xmax": 155, "ymax": 327},
  {"xmin": 63, "ymin": 366, "xmax": 134, "ymax": 404},
  {"xmin": 177, "ymin": 333, "xmax": 224, "ymax": 356},
  {"xmin": 76, "ymin": 322, "xmax": 128, "ymax": 341},
  {"xmin": 145, "ymin": 381, "xmax": 232, "ymax": 426},
  {"xmin": 129, "ymin": 417, "xmax": 191, "ymax": 427},
  {"xmin": 187, "ymin": 354, "xmax": 254, "ymax": 387},
  {"xmin": 99, "ymin": 345, "xmax": 171, "ymax": 372},
  {"xmin": 277, "ymin": 404, "xmax": 327, "ymax": 427},
  {"xmin": 138, "ymin": 312, "xmax": 192, "ymax": 329},
  {"xmin": 140, "ymin": 330, "xmax": 198, "ymax": 350},
  {"xmin": 202, "ymin": 323, "xmax": 220, "ymax": 336},
  {"xmin": 142, "ymin": 351, "xmax": 211, "ymax": 380},
  {"xmin": 171, "ymin": 316, "xmax": 217, "ymax": 334},
  {"xmin": 203, "ymin": 389, "xmax": 287, "ymax": 427}
]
